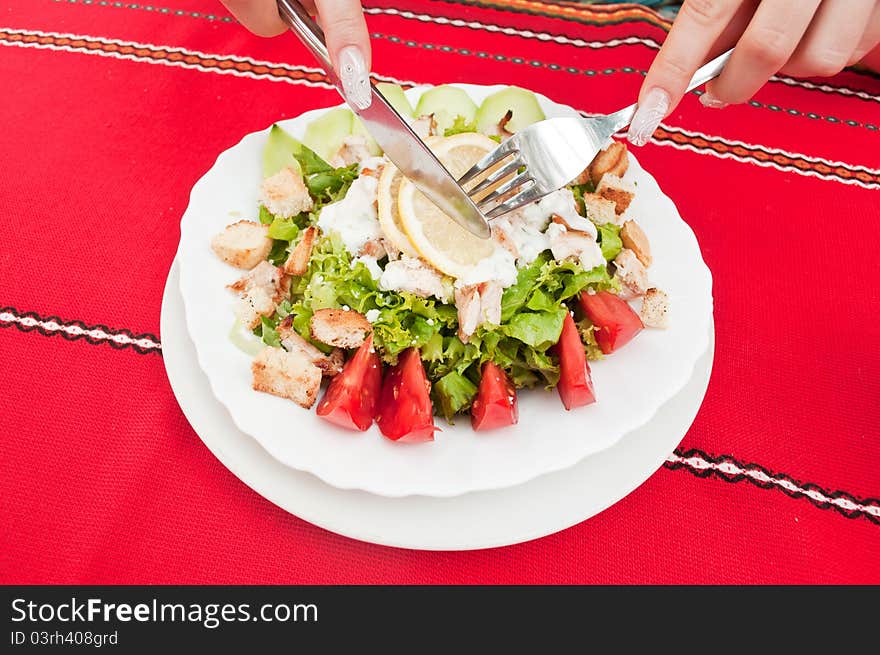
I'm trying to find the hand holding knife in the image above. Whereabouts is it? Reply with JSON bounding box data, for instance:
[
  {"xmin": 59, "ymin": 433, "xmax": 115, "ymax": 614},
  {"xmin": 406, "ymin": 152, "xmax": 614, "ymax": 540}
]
[{"xmin": 275, "ymin": 0, "xmax": 492, "ymax": 238}]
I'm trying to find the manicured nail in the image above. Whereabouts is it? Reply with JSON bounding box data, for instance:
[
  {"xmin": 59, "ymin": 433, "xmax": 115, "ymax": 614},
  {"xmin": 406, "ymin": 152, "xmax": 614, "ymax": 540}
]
[
  {"xmin": 699, "ymin": 92, "xmax": 728, "ymax": 109},
  {"xmin": 338, "ymin": 45, "xmax": 371, "ymax": 110},
  {"xmin": 628, "ymin": 87, "xmax": 670, "ymax": 147}
]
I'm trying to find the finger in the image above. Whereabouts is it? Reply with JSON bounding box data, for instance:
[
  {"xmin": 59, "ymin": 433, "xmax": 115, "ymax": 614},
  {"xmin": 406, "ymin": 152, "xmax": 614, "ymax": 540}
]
[
  {"xmin": 703, "ymin": 0, "xmax": 821, "ymax": 106},
  {"xmin": 629, "ymin": 0, "xmax": 744, "ymax": 146},
  {"xmin": 849, "ymin": 0, "xmax": 880, "ymax": 65},
  {"xmin": 220, "ymin": 0, "xmax": 286, "ymax": 37},
  {"xmin": 314, "ymin": 0, "xmax": 372, "ymax": 109},
  {"xmin": 706, "ymin": 0, "xmax": 761, "ymax": 55},
  {"xmin": 782, "ymin": 0, "xmax": 876, "ymax": 78}
]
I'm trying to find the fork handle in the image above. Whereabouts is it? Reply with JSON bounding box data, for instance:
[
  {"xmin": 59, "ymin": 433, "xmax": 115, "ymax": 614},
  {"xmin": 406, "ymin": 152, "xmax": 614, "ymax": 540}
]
[
  {"xmin": 607, "ymin": 48, "xmax": 734, "ymax": 134},
  {"xmin": 276, "ymin": 0, "xmax": 339, "ymax": 85}
]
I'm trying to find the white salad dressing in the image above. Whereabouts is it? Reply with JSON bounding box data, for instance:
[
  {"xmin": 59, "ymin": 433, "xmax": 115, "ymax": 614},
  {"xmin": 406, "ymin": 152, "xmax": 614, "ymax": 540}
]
[
  {"xmin": 353, "ymin": 254, "xmax": 383, "ymax": 280},
  {"xmin": 318, "ymin": 161, "xmax": 604, "ymax": 297},
  {"xmin": 454, "ymin": 247, "xmax": 518, "ymax": 289},
  {"xmin": 358, "ymin": 156, "xmax": 386, "ymax": 173},
  {"xmin": 317, "ymin": 174, "xmax": 381, "ymax": 255}
]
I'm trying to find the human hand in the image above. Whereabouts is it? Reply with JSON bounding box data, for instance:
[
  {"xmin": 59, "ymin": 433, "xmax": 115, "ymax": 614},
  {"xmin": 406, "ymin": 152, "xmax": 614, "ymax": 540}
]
[
  {"xmin": 628, "ymin": 0, "xmax": 880, "ymax": 146},
  {"xmin": 220, "ymin": 0, "xmax": 372, "ymax": 108}
]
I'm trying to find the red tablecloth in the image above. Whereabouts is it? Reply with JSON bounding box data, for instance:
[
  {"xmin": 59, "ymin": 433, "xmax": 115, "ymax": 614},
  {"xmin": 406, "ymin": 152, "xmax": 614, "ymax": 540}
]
[{"xmin": 1, "ymin": 0, "xmax": 878, "ymax": 584}]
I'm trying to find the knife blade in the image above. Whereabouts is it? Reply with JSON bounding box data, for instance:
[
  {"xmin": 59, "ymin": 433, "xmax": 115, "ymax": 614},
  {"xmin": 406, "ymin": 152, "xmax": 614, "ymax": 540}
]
[{"xmin": 276, "ymin": 0, "xmax": 491, "ymax": 239}]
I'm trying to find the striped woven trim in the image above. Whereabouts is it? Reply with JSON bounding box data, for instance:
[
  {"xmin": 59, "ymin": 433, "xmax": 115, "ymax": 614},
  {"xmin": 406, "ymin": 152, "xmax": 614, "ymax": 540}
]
[
  {"xmin": 652, "ymin": 124, "xmax": 880, "ymax": 189},
  {"xmin": 2, "ymin": 27, "xmax": 875, "ymax": 189},
  {"xmin": 2, "ymin": 303, "xmax": 876, "ymax": 524},
  {"xmin": 0, "ymin": 306, "xmax": 162, "ymax": 354},
  {"xmin": 666, "ymin": 449, "xmax": 880, "ymax": 524},
  {"xmin": 43, "ymin": 1, "xmax": 880, "ymax": 103},
  {"xmin": 0, "ymin": 27, "xmax": 415, "ymax": 88},
  {"xmin": 416, "ymin": 0, "xmax": 672, "ymax": 28},
  {"xmin": 364, "ymin": 7, "xmax": 880, "ymax": 102}
]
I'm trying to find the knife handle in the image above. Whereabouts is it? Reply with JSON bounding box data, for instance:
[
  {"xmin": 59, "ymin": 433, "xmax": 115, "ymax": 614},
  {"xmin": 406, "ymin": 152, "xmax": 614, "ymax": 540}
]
[{"xmin": 276, "ymin": 0, "xmax": 339, "ymax": 86}]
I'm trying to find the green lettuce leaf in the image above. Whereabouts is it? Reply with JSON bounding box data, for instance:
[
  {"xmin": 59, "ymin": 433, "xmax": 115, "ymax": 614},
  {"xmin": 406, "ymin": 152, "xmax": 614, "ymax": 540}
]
[
  {"xmin": 443, "ymin": 115, "xmax": 477, "ymax": 137},
  {"xmin": 502, "ymin": 308, "xmax": 566, "ymax": 350},
  {"xmin": 432, "ymin": 371, "xmax": 478, "ymax": 421},
  {"xmin": 267, "ymin": 216, "xmax": 300, "ymax": 241},
  {"xmin": 267, "ymin": 239, "xmax": 290, "ymax": 266},
  {"xmin": 597, "ymin": 222, "xmax": 622, "ymax": 261}
]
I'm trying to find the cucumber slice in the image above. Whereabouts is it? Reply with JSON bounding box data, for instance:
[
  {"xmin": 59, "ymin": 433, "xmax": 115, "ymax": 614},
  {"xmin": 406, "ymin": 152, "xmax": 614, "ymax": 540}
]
[
  {"xmin": 263, "ymin": 124, "xmax": 304, "ymax": 178},
  {"xmin": 377, "ymin": 82, "xmax": 415, "ymax": 118},
  {"xmin": 302, "ymin": 108, "xmax": 354, "ymax": 162},
  {"xmin": 352, "ymin": 118, "xmax": 383, "ymax": 156},
  {"xmin": 414, "ymin": 85, "xmax": 478, "ymax": 135},
  {"xmin": 475, "ymin": 86, "xmax": 546, "ymax": 134}
]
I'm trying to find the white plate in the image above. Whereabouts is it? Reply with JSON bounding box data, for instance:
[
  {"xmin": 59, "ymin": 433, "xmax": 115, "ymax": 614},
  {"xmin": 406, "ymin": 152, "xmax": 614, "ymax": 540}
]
[
  {"xmin": 165, "ymin": 261, "xmax": 714, "ymax": 549},
  {"xmin": 178, "ymin": 83, "xmax": 713, "ymax": 498}
]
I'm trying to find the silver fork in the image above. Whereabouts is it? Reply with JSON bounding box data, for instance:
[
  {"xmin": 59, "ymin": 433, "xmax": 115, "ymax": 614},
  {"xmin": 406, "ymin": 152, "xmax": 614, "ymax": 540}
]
[{"xmin": 460, "ymin": 49, "xmax": 733, "ymax": 219}]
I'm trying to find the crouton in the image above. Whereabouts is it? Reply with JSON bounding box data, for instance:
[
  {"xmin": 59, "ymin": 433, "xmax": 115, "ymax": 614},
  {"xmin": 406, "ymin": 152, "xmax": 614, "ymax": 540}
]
[
  {"xmin": 620, "ymin": 220, "xmax": 652, "ymax": 267},
  {"xmin": 258, "ymin": 167, "xmax": 314, "ymax": 218},
  {"xmin": 283, "ymin": 226, "xmax": 317, "ymax": 276},
  {"xmin": 228, "ymin": 261, "xmax": 288, "ymax": 329},
  {"xmin": 571, "ymin": 141, "xmax": 629, "ymax": 186},
  {"xmin": 640, "ymin": 288, "xmax": 669, "ymax": 328},
  {"xmin": 277, "ymin": 316, "xmax": 344, "ymax": 377},
  {"xmin": 590, "ymin": 141, "xmax": 629, "ymax": 186},
  {"xmin": 235, "ymin": 287, "xmax": 276, "ymax": 330},
  {"xmin": 227, "ymin": 260, "xmax": 286, "ymax": 297},
  {"xmin": 596, "ymin": 174, "xmax": 636, "ymax": 215},
  {"xmin": 251, "ymin": 346, "xmax": 322, "ymax": 408},
  {"xmin": 613, "ymin": 248, "xmax": 649, "ymax": 298},
  {"xmin": 310, "ymin": 308, "xmax": 372, "ymax": 349},
  {"xmin": 582, "ymin": 193, "xmax": 620, "ymax": 226},
  {"xmin": 329, "ymin": 135, "xmax": 373, "ymax": 168},
  {"xmin": 211, "ymin": 220, "xmax": 272, "ymax": 269}
]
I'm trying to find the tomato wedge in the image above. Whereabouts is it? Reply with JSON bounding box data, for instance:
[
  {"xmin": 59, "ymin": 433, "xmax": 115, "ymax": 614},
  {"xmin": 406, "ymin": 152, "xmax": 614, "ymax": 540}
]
[
  {"xmin": 316, "ymin": 334, "xmax": 383, "ymax": 431},
  {"xmin": 471, "ymin": 361, "xmax": 518, "ymax": 431},
  {"xmin": 553, "ymin": 312, "xmax": 596, "ymax": 410},
  {"xmin": 375, "ymin": 348, "xmax": 436, "ymax": 443},
  {"xmin": 578, "ymin": 290, "xmax": 643, "ymax": 354}
]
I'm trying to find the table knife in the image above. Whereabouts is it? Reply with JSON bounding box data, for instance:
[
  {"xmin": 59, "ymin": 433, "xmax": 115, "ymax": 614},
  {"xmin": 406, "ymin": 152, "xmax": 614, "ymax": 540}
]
[{"xmin": 275, "ymin": 0, "xmax": 491, "ymax": 238}]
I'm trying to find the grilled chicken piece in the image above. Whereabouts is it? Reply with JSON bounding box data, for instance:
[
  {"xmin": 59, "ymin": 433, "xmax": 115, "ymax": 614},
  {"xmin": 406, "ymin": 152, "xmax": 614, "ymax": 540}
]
[
  {"xmin": 227, "ymin": 261, "xmax": 289, "ymax": 329},
  {"xmin": 277, "ymin": 316, "xmax": 344, "ymax": 377},
  {"xmin": 613, "ymin": 248, "xmax": 649, "ymax": 298},
  {"xmin": 283, "ymin": 226, "xmax": 318, "ymax": 276}
]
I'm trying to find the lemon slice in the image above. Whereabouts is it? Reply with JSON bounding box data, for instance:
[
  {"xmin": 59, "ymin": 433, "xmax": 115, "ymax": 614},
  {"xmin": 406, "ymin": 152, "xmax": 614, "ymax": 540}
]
[
  {"xmin": 376, "ymin": 162, "xmax": 420, "ymax": 258},
  {"xmin": 397, "ymin": 133, "xmax": 498, "ymax": 278}
]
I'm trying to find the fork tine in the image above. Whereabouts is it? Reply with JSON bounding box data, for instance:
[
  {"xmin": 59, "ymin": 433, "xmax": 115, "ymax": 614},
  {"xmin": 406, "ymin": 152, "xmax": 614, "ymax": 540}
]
[
  {"xmin": 485, "ymin": 185, "xmax": 546, "ymax": 219},
  {"xmin": 457, "ymin": 140, "xmax": 518, "ymax": 187},
  {"xmin": 466, "ymin": 158, "xmax": 523, "ymax": 198},
  {"xmin": 475, "ymin": 172, "xmax": 533, "ymax": 208}
]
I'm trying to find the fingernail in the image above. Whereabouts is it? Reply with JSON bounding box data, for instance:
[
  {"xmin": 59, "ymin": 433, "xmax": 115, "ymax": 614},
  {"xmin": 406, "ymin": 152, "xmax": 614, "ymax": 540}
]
[
  {"xmin": 699, "ymin": 92, "xmax": 728, "ymax": 109},
  {"xmin": 338, "ymin": 45, "xmax": 371, "ymax": 110},
  {"xmin": 627, "ymin": 87, "xmax": 670, "ymax": 147}
]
